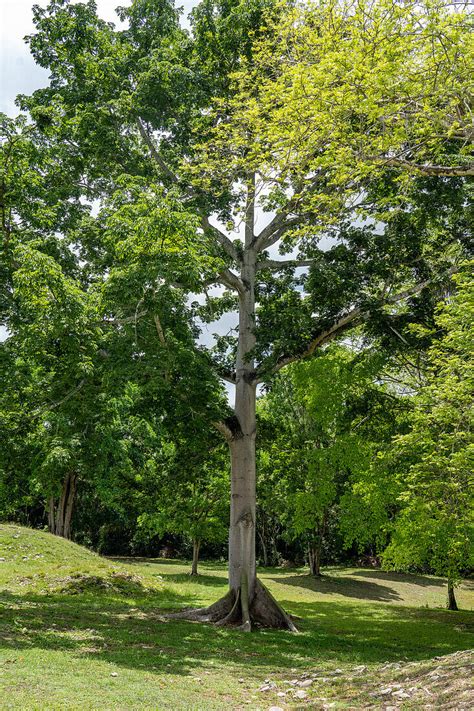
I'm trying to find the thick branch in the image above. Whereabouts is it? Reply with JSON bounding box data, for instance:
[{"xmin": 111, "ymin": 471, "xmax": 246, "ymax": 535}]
[
  {"xmin": 253, "ymin": 215, "xmax": 300, "ymax": 253},
  {"xmin": 137, "ymin": 120, "xmax": 180, "ymax": 184},
  {"xmin": 217, "ymin": 268, "xmax": 246, "ymax": 295},
  {"xmin": 201, "ymin": 215, "xmax": 240, "ymax": 263},
  {"xmin": 154, "ymin": 314, "xmax": 167, "ymax": 346},
  {"xmin": 257, "ymin": 258, "xmax": 315, "ymax": 271},
  {"xmin": 103, "ymin": 311, "xmax": 148, "ymax": 325},
  {"xmin": 257, "ymin": 307, "xmax": 363, "ymax": 382},
  {"xmin": 378, "ymin": 157, "xmax": 474, "ymax": 177},
  {"xmin": 220, "ymin": 372, "xmax": 237, "ymax": 385},
  {"xmin": 213, "ymin": 420, "xmax": 234, "ymax": 442},
  {"xmin": 255, "ymin": 267, "xmax": 459, "ymax": 382}
]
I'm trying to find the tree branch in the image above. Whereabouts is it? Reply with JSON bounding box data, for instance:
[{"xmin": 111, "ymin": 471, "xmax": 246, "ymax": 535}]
[
  {"xmin": 103, "ymin": 311, "xmax": 148, "ymax": 325},
  {"xmin": 253, "ymin": 215, "xmax": 300, "ymax": 253},
  {"xmin": 220, "ymin": 372, "xmax": 236, "ymax": 385},
  {"xmin": 377, "ymin": 157, "xmax": 474, "ymax": 177},
  {"xmin": 213, "ymin": 420, "xmax": 234, "ymax": 442},
  {"xmin": 201, "ymin": 215, "xmax": 240, "ymax": 263},
  {"xmin": 217, "ymin": 268, "xmax": 246, "ymax": 295},
  {"xmin": 154, "ymin": 314, "xmax": 167, "ymax": 346},
  {"xmin": 33, "ymin": 378, "xmax": 87, "ymax": 415},
  {"xmin": 257, "ymin": 258, "xmax": 315, "ymax": 271},
  {"xmin": 256, "ymin": 307, "xmax": 363, "ymax": 382},
  {"xmin": 137, "ymin": 119, "xmax": 180, "ymax": 184},
  {"xmin": 255, "ymin": 266, "xmax": 459, "ymax": 382}
]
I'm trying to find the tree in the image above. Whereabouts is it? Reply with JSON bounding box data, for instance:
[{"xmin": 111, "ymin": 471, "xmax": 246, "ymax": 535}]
[
  {"xmin": 20, "ymin": 0, "xmax": 472, "ymax": 629},
  {"xmin": 258, "ymin": 345, "xmax": 403, "ymax": 575},
  {"xmin": 383, "ymin": 268, "xmax": 474, "ymax": 610},
  {"xmin": 0, "ymin": 115, "xmax": 224, "ymax": 540},
  {"xmin": 138, "ymin": 442, "xmax": 229, "ymax": 576}
]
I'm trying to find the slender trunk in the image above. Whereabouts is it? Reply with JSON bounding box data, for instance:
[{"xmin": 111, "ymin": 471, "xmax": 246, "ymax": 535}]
[
  {"xmin": 191, "ymin": 539, "xmax": 201, "ymax": 576},
  {"xmin": 308, "ymin": 539, "xmax": 322, "ymax": 577},
  {"xmin": 257, "ymin": 524, "xmax": 269, "ymax": 567},
  {"xmin": 447, "ymin": 579, "xmax": 458, "ymax": 611},
  {"xmin": 62, "ymin": 473, "xmax": 77, "ymax": 540}
]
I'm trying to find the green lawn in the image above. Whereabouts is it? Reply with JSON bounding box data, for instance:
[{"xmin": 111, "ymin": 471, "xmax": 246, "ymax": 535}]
[{"xmin": 0, "ymin": 524, "xmax": 472, "ymax": 709}]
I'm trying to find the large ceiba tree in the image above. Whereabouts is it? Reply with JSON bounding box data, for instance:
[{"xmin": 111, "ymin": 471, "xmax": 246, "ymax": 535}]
[{"xmin": 21, "ymin": 0, "xmax": 472, "ymax": 629}]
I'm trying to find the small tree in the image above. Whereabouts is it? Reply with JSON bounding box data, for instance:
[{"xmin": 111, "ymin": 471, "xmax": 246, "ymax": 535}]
[
  {"xmin": 138, "ymin": 453, "xmax": 229, "ymax": 576},
  {"xmin": 383, "ymin": 269, "xmax": 474, "ymax": 610},
  {"xmin": 259, "ymin": 346, "xmax": 398, "ymax": 575}
]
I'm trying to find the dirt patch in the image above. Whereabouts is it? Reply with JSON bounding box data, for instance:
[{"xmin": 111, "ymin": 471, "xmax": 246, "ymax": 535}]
[
  {"xmin": 349, "ymin": 649, "xmax": 473, "ymax": 709},
  {"xmin": 255, "ymin": 650, "xmax": 473, "ymax": 709}
]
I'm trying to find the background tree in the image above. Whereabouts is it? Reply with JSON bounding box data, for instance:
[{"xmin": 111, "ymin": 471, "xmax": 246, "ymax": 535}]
[
  {"xmin": 383, "ymin": 269, "xmax": 474, "ymax": 611},
  {"xmin": 138, "ymin": 441, "xmax": 229, "ymax": 576},
  {"xmin": 258, "ymin": 345, "xmax": 406, "ymax": 575}
]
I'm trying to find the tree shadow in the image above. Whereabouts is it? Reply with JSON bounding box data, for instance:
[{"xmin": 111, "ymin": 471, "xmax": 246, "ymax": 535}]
[
  {"xmin": 271, "ymin": 573, "xmax": 403, "ymax": 602},
  {"xmin": 109, "ymin": 557, "xmax": 228, "ymax": 572},
  {"xmin": 156, "ymin": 572, "xmax": 228, "ymax": 588},
  {"xmin": 0, "ymin": 583, "xmax": 472, "ymax": 682},
  {"xmin": 351, "ymin": 570, "xmax": 448, "ymax": 587}
]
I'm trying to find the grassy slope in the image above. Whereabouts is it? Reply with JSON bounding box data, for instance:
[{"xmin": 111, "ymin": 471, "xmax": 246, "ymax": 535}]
[{"xmin": 0, "ymin": 524, "xmax": 472, "ymax": 710}]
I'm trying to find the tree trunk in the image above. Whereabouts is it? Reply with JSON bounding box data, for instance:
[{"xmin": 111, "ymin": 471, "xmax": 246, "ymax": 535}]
[
  {"xmin": 171, "ymin": 190, "xmax": 296, "ymax": 630},
  {"xmin": 308, "ymin": 539, "xmax": 322, "ymax": 577},
  {"xmin": 447, "ymin": 579, "xmax": 458, "ymax": 611},
  {"xmin": 257, "ymin": 524, "xmax": 269, "ymax": 567},
  {"xmin": 191, "ymin": 539, "xmax": 200, "ymax": 576},
  {"xmin": 227, "ymin": 244, "xmax": 258, "ymax": 629},
  {"xmin": 48, "ymin": 473, "xmax": 77, "ymax": 539},
  {"xmin": 171, "ymin": 238, "xmax": 296, "ymax": 630}
]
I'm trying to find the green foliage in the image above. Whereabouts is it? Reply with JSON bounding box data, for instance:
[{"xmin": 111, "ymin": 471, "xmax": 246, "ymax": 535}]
[
  {"xmin": 257, "ymin": 346, "xmax": 403, "ymax": 565},
  {"xmin": 383, "ymin": 268, "xmax": 474, "ymax": 584}
]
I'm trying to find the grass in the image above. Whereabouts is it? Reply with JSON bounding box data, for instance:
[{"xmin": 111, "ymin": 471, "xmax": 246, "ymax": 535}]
[{"xmin": 0, "ymin": 524, "xmax": 472, "ymax": 709}]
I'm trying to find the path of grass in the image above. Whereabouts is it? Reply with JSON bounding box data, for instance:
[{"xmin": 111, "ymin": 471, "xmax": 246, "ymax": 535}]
[{"xmin": 0, "ymin": 524, "xmax": 472, "ymax": 709}]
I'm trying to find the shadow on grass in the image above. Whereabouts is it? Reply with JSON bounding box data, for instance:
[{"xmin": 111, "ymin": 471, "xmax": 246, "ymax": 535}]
[
  {"xmin": 271, "ymin": 573, "xmax": 403, "ymax": 602},
  {"xmin": 0, "ymin": 581, "xmax": 472, "ymax": 680},
  {"xmin": 108, "ymin": 558, "xmax": 228, "ymax": 587},
  {"xmin": 351, "ymin": 570, "xmax": 447, "ymax": 587},
  {"xmin": 109, "ymin": 557, "xmax": 228, "ymax": 572},
  {"xmin": 156, "ymin": 572, "xmax": 228, "ymax": 587}
]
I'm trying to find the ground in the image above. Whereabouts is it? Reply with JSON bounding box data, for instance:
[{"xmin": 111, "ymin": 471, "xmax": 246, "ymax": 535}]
[{"xmin": 0, "ymin": 524, "xmax": 472, "ymax": 710}]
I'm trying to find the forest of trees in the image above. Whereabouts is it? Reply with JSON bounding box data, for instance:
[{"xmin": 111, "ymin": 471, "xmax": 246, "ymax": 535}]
[{"xmin": 0, "ymin": 0, "xmax": 472, "ymax": 628}]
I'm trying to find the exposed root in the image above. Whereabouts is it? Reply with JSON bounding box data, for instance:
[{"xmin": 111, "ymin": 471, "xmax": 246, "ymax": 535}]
[
  {"xmin": 250, "ymin": 578, "xmax": 298, "ymax": 631},
  {"xmin": 166, "ymin": 589, "xmax": 234, "ymax": 622},
  {"xmin": 166, "ymin": 579, "xmax": 297, "ymax": 632},
  {"xmin": 215, "ymin": 588, "xmax": 241, "ymax": 626}
]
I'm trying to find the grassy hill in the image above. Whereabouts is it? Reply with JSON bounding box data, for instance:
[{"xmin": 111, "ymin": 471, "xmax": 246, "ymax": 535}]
[{"xmin": 0, "ymin": 524, "xmax": 472, "ymax": 709}]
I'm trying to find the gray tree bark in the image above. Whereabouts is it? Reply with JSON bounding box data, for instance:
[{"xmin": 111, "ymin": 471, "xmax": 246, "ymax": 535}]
[
  {"xmin": 447, "ymin": 579, "xmax": 458, "ymax": 611},
  {"xmin": 228, "ymin": 244, "xmax": 257, "ymax": 624},
  {"xmin": 191, "ymin": 539, "xmax": 201, "ymax": 576},
  {"xmin": 308, "ymin": 539, "xmax": 322, "ymax": 577},
  {"xmin": 172, "ymin": 184, "xmax": 296, "ymax": 630},
  {"xmin": 48, "ymin": 472, "xmax": 77, "ymax": 539}
]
